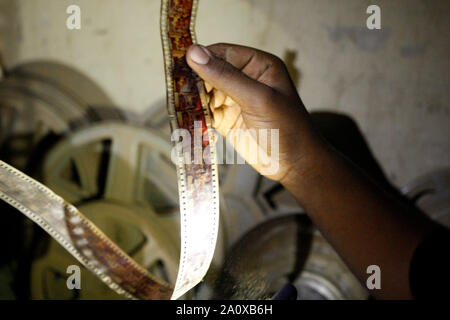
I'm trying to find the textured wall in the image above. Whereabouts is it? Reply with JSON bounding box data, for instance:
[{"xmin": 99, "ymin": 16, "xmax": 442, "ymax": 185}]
[{"xmin": 0, "ymin": 0, "xmax": 449, "ymax": 187}]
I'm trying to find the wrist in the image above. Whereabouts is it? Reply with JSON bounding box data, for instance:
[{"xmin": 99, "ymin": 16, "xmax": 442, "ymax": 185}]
[{"xmin": 280, "ymin": 134, "xmax": 333, "ymax": 198}]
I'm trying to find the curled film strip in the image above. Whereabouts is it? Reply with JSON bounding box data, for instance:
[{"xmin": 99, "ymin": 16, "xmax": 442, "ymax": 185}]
[
  {"xmin": 160, "ymin": 0, "xmax": 220, "ymax": 300},
  {"xmin": 0, "ymin": 0, "xmax": 219, "ymax": 300}
]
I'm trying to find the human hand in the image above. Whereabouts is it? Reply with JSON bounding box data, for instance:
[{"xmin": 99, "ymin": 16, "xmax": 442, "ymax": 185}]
[{"xmin": 186, "ymin": 43, "xmax": 323, "ymax": 182}]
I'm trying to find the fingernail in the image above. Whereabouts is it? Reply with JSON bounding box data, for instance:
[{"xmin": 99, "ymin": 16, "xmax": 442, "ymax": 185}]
[{"xmin": 189, "ymin": 45, "xmax": 210, "ymax": 65}]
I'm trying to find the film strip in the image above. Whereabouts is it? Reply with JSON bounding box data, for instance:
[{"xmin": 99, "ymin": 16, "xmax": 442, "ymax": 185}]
[
  {"xmin": 0, "ymin": 160, "xmax": 173, "ymax": 299},
  {"xmin": 160, "ymin": 0, "xmax": 220, "ymax": 300},
  {"xmin": 0, "ymin": 0, "xmax": 219, "ymax": 300}
]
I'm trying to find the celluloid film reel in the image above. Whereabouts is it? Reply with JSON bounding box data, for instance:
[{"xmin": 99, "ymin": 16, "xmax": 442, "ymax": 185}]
[
  {"xmin": 30, "ymin": 122, "xmax": 180, "ymax": 299},
  {"xmin": 0, "ymin": 61, "xmax": 117, "ymax": 170},
  {"xmin": 40, "ymin": 121, "xmax": 178, "ymax": 207},
  {"xmin": 0, "ymin": 61, "xmax": 125, "ymax": 299},
  {"xmin": 214, "ymin": 214, "xmax": 368, "ymax": 300},
  {"xmin": 11, "ymin": 61, "xmax": 114, "ymax": 108}
]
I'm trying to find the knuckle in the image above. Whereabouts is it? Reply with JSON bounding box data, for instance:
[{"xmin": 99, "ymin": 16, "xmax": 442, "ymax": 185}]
[
  {"xmin": 269, "ymin": 54, "xmax": 285, "ymax": 69},
  {"xmin": 208, "ymin": 43, "xmax": 230, "ymax": 59}
]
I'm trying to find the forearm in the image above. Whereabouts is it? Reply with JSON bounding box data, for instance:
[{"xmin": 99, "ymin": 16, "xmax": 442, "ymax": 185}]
[
  {"xmin": 281, "ymin": 140, "xmax": 432, "ymax": 299},
  {"xmin": 186, "ymin": 42, "xmax": 434, "ymax": 298}
]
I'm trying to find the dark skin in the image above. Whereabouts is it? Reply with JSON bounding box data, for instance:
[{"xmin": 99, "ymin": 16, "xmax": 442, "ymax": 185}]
[{"xmin": 186, "ymin": 43, "xmax": 434, "ymax": 299}]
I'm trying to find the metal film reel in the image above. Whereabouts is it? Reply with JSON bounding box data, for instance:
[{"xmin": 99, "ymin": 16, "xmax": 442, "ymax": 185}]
[
  {"xmin": 31, "ymin": 122, "xmax": 181, "ymax": 299},
  {"xmin": 0, "ymin": 61, "xmax": 116, "ymax": 170},
  {"xmin": 214, "ymin": 214, "xmax": 368, "ymax": 300},
  {"xmin": 41, "ymin": 121, "xmax": 178, "ymax": 208},
  {"xmin": 220, "ymin": 162, "xmax": 305, "ymax": 246},
  {"xmin": 0, "ymin": 61, "xmax": 124, "ymax": 299},
  {"xmin": 11, "ymin": 61, "xmax": 113, "ymax": 108}
]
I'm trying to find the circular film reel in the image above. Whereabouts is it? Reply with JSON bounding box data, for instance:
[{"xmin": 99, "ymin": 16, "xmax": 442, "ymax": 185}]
[
  {"xmin": 30, "ymin": 122, "xmax": 181, "ymax": 299},
  {"xmin": 41, "ymin": 121, "xmax": 178, "ymax": 208},
  {"xmin": 0, "ymin": 61, "xmax": 116, "ymax": 170},
  {"xmin": 214, "ymin": 214, "xmax": 368, "ymax": 300}
]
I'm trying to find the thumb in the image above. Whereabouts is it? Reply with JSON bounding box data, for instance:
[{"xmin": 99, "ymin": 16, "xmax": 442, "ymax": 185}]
[{"xmin": 186, "ymin": 44, "xmax": 273, "ymax": 109}]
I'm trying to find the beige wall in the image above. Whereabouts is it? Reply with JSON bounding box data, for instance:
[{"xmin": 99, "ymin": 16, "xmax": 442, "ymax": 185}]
[{"xmin": 0, "ymin": 0, "xmax": 449, "ymax": 187}]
